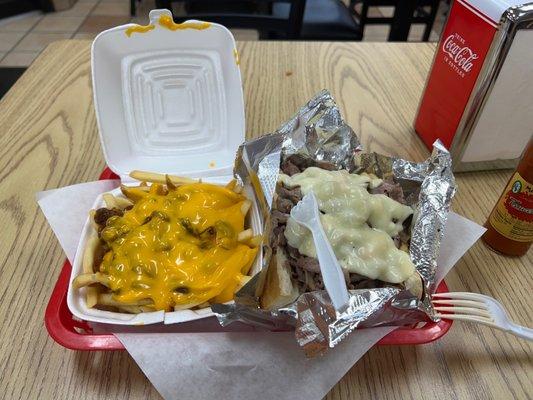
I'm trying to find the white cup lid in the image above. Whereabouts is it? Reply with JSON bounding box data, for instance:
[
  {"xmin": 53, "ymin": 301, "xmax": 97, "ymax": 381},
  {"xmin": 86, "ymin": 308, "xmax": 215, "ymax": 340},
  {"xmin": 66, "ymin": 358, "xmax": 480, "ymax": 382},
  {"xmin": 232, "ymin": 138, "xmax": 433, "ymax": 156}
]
[{"xmin": 91, "ymin": 9, "xmax": 244, "ymax": 182}]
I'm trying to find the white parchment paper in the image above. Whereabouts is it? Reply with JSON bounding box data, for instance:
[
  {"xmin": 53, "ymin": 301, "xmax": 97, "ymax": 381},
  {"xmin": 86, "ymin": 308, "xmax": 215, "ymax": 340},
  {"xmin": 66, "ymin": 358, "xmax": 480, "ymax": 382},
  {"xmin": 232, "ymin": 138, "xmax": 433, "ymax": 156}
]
[
  {"xmin": 37, "ymin": 180, "xmax": 119, "ymax": 264},
  {"xmin": 37, "ymin": 181, "xmax": 486, "ymax": 400}
]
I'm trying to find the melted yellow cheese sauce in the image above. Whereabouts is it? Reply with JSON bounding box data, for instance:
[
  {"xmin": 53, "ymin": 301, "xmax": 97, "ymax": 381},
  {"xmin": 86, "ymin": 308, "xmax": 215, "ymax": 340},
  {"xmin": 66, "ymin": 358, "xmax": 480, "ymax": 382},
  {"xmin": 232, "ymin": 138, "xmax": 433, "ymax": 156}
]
[
  {"xmin": 158, "ymin": 15, "xmax": 211, "ymax": 31},
  {"xmin": 125, "ymin": 24, "xmax": 155, "ymax": 37},
  {"xmin": 99, "ymin": 183, "xmax": 257, "ymax": 311},
  {"xmin": 280, "ymin": 168, "xmax": 415, "ymax": 283},
  {"xmin": 124, "ymin": 16, "xmax": 211, "ymax": 37}
]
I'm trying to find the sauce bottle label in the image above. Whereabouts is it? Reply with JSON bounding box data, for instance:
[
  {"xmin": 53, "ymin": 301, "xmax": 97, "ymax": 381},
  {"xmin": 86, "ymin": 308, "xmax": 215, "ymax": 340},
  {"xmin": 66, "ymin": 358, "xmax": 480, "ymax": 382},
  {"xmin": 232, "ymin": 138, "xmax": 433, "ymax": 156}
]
[{"xmin": 489, "ymin": 172, "xmax": 533, "ymax": 242}]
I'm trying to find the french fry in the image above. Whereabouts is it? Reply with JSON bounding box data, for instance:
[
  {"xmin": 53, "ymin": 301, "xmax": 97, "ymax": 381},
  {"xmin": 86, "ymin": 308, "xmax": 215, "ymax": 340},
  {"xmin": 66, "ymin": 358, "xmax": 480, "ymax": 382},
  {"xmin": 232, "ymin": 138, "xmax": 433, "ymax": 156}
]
[
  {"xmin": 120, "ymin": 184, "xmax": 149, "ymax": 202},
  {"xmin": 197, "ymin": 184, "xmax": 244, "ymax": 202},
  {"xmin": 98, "ymin": 293, "xmax": 153, "ymax": 307},
  {"xmin": 165, "ymin": 174, "xmax": 177, "ymax": 190},
  {"xmin": 173, "ymin": 300, "xmax": 206, "ymax": 311},
  {"xmin": 248, "ymin": 235, "xmax": 263, "ymax": 248},
  {"xmin": 75, "ymin": 169, "xmax": 260, "ymax": 316},
  {"xmin": 147, "ymin": 183, "xmax": 168, "ymax": 196},
  {"xmin": 233, "ymin": 183, "xmax": 243, "ymax": 194},
  {"xmin": 89, "ymin": 209, "xmax": 99, "ymax": 231},
  {"xmin": 235, "ymin": 274, "xmax": 251, "ymax": 292},
  {"xmin": 72, "ymin": 272, "xmax": 110, "ymax": 289},
  {"xmin": 130, "ymin": 170, "xmax": 197, "ymax": 185},
  {"xmin": 83, "ymin": 233, "xmax": 100, "ymax": 307},
  {"xmin": 113, "ymin": 195, "xmax": 133, "ymax": 209},
  {"xmin": 73, "ymin": 274, "xmax": 95, "ymax": 288},
  {"xmin": 240, "ymin": 199, "xmax": 251, "ymax": 215},
  {"xmin": 236, "ymin": 232, "xmax": 262, "ymax": 248},
  {"xmin": 117, "ymin": 305, "xmax": 143, "ymax": 314},
  {"xmin": 225, "ymin": 179, "xmax": 237, "ymax": 191},
  {"xmin": 237, "ymin": 229, "xmax": 253, "ymax": 243},
  {"xmin": 103, "ymin": 193, "xmax": 117, "ymax": 209},
  {"xmin": 85, "ymin": 284, "xmax": 98, "ymax": 310}
]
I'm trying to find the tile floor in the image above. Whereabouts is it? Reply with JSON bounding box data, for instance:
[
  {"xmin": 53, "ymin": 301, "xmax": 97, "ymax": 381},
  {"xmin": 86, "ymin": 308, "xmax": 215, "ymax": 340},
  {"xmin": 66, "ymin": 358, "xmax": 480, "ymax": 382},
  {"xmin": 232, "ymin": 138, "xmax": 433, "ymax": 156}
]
[{"xmin": 0, "ymin": 0, "xmax": 449, "ymax": 67}]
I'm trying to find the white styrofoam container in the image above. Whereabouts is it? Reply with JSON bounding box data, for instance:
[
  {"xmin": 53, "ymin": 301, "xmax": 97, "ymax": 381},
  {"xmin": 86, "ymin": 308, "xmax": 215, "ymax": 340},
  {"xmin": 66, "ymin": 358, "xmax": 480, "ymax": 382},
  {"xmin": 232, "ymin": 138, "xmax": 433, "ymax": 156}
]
[{"xmin": 66, "ymin": 9, "xmax": 262, "ymax": 325}]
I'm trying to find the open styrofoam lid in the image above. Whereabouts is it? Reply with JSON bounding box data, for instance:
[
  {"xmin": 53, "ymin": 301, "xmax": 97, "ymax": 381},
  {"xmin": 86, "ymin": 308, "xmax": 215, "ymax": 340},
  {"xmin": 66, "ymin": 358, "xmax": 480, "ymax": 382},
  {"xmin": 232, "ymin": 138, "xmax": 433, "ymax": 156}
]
[{"xmin": 91, "ymin": 9, "xmax": 244, "ymax": 181}]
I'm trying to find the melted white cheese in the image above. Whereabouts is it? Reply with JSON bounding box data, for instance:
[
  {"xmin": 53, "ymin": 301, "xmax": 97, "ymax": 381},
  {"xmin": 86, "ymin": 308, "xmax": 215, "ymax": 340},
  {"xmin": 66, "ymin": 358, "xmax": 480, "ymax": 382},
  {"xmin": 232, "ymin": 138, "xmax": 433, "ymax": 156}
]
[{"xmin": 280, "ymin": 167, "xmax": 415, "ymax": 283}]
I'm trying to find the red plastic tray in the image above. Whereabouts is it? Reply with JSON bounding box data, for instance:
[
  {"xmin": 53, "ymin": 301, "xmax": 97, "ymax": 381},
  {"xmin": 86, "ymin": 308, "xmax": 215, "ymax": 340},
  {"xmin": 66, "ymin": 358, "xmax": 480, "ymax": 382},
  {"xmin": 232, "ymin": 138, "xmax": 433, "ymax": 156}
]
[{"xmin": 44, "ymin": 168, "xmax": 453, "ymax": 351}]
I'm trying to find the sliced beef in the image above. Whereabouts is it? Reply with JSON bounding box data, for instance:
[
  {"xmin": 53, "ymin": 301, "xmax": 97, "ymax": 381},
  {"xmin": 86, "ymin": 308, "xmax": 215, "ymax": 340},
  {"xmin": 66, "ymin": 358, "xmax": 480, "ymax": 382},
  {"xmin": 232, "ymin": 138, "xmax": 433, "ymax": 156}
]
[
  {"xmin": 315, "ymin": 160, "xmax": 337, "ymax": 171},
  {"xmin": 284, "ymin": 154, "xmax": 308, "ymax": 170},
  {"xmin": 281, "ymin": 159, "xmax": 301, "ymax": 176},
  {"xmin": 392, "ymin": 235, "xmax": 401, "ymax": 249},
  {"xmin": 271, "ymin": 210, "xmax": 288, "ymax": 225},
  {"xmin": 276, "ymin": 197, "xmax": 294, "ymax": 214},
  {"xmin": 285, "ymin": 245, "xmax": 324, "ymax": 292},
  {"xmin": 283, "ymin": 238, "xmax": 401, "ymax": 293},
  {"xmin": 291, "ymin": 266, "xmax": 310, "ymax": 291},
  {"xmin": 281, "ymin": 154, "xmax": 336, "ymax": 176},
  {"xmin": 342, "ymin": 268, "xmax": 350, "ymax": 285},
  {"xmin": 349, "ymin": 278, "xmax": 380, "ymax": 290},
  {"xmin": 277, "ymin": 185, "xmax": 302, "ymax": 204},
  {"xmin": 293, "ymin": 255, "xmax": 321, "ymax": 274},
  {"xmin": 273, "ymin": 154, "xmax": 414, "ymax": 295},
  {"xmin": 93, "ymin": 242, "xmax": 109, "ymax": 272},
  {"xmin": 274, "ymin": 183, "xmax": 303, "ymax": 214},
  {"xmin": 369, "ymin": 178, "xmax": 406, "ymax": 204},
  {"xmin": 312, "ymin": 273, "xmax": 324, "ymax": 290},
  {"xmin": 94, "ymin": 207, "xmax": 124, "ymax": 227},
  {"xmin": 270, "ymin": 208, "xmax": 289, "ymax": 248},
  {"xmin": 399, "ymin": 229, "xmax": 411, "ymax": 246},
  {"xmin": 286, "ymin": 244, "xmax": 301, "ymax": 260},
  {"xmin": 401, "ymin": 214, "xmax": 413, "ymax": 237},
  {"xmin": 271, "ymin": 225, "xmax": 287, "ymax": 248}
]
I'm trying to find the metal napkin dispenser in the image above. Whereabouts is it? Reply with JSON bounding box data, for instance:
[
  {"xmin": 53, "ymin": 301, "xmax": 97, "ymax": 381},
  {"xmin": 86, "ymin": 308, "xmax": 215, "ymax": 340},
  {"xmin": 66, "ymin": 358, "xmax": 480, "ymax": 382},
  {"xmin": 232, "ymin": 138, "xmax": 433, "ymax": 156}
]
[{"xmin": 415, "ymin": 0, "xmax": 533, "ymax": 171}]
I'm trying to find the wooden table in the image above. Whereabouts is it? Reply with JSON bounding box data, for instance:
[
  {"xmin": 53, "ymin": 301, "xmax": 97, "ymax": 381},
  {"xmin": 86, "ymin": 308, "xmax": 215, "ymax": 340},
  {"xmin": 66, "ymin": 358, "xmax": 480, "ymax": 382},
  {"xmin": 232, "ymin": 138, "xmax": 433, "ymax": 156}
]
[{"xmin": 0, "ymin": 40, "xmax": 531, "ymax": 400}]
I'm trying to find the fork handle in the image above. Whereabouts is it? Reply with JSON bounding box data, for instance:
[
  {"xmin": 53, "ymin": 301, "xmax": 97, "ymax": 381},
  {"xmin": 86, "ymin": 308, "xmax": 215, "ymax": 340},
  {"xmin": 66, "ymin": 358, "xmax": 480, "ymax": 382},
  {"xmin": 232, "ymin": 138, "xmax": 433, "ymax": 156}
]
[
  {"xmin": 309, "ymin": 225, "xmax": 350, "ymax": 312},
  {"xmin": 508, "ymin": 323, "xmax": 533, "ymax": 341}
]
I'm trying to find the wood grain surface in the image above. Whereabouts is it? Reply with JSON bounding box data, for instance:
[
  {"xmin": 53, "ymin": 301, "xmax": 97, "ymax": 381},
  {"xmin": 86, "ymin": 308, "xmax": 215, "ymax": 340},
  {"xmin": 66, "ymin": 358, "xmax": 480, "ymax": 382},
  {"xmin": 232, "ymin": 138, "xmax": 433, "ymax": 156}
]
[{"xmin": 0, "ymin": 40, "xmax": 531, "ymax": 400}]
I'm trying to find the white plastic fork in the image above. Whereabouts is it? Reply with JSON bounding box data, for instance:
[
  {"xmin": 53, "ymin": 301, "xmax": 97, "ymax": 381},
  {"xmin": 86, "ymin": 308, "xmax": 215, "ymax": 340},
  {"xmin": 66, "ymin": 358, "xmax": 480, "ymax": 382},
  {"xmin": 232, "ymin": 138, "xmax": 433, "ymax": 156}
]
[
  {"xmin": 290, "ymin": 191, "xmax": 350, "ymax": 312},
  {"xmin": 432, "ymin": 292, "xmax": 533, "ymax": 341}
]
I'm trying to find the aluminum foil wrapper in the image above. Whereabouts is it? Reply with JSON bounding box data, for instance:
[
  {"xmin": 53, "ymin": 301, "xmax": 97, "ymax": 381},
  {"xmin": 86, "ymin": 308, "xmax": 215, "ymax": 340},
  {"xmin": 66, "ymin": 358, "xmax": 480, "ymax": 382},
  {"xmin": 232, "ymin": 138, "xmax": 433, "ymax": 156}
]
[{"xmin": 213, "ymin": 90, "xmax": 456, "ymax": 356}]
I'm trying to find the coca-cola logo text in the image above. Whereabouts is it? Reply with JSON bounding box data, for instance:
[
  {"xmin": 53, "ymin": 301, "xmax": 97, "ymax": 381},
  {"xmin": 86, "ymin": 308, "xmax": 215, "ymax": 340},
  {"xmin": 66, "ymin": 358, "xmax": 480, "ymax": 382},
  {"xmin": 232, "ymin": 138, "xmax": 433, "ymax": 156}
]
[{"xmin": 442, "ymin": 34, "xmax": 478, "ymax": 78}]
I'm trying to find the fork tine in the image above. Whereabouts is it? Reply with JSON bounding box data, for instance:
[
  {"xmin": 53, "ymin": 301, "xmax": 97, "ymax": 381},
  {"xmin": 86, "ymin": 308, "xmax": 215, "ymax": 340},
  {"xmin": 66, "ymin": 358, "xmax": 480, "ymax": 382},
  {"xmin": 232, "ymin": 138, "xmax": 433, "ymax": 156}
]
[
  {"xmin": 431, "ymin": 299, "xmax": 488, "ymax": 309},
  {"xmin": 432, "ymin": 292, "xmax": 487, "ymax": 302},
  {"xmin": 433, "ymin": 306, "xmax": 492, "ymax": 318},
  {"xmin": 435, "ymin": 313, "xmax": 497, "ymax": 327}
]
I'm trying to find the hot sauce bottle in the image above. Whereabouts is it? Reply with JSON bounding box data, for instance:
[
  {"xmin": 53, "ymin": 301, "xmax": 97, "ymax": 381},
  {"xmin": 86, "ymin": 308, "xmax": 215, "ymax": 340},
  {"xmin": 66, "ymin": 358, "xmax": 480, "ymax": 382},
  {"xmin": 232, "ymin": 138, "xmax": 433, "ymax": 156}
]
[{"xmin": 482, "ymin": 138, "xmax": 533, "ymax": 256}]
